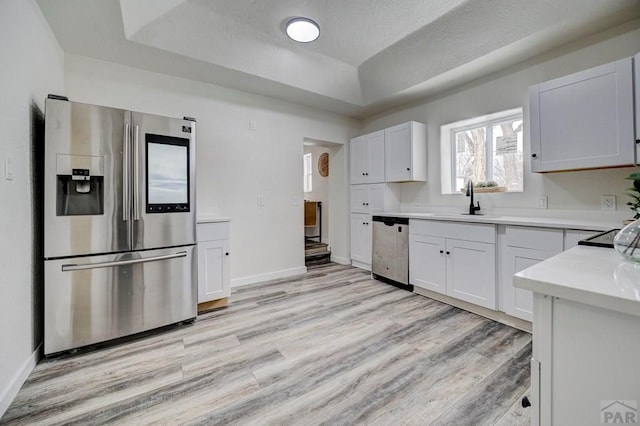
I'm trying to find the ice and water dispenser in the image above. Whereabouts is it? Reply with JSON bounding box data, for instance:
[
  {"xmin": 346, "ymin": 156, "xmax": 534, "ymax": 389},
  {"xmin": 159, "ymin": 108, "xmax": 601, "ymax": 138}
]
[{"xmin": 56, "ymin": 154, "xmax": 104, "ymax": 216}]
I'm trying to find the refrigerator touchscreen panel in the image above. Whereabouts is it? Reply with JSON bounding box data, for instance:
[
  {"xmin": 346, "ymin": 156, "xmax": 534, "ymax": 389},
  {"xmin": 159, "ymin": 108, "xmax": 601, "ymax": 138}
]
[{"xmin": 146, "ymin": 133, "xmax": 190, "ymax": 213}]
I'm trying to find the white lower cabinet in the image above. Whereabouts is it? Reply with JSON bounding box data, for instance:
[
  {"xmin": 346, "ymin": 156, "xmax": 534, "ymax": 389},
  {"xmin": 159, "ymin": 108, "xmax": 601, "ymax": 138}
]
[
  {"xmin": 532, "ymin": 294, "xmax": 640, "ymax": 426},
  {"xmin": 350, "ymin": 213, "xmax": 372, "ymax": 266},
  {"xmin": 409, "ymin": 234, "xmax": 446, "ymax": 294},
  {"xmin": 446, "ymin": 239, "xmax": 496, "ymax": 309},
  {"xmin": 501, "ymin": 226, "xmax": 600, "ymax": 321},
  {"xmin": 409, "ymin": 220, "xmax": 496, "ymax": 309},
  {"xmin": 501, "ymin": 226, "xmax": 563, "ymax": 321},
  {"xmin": 197, "ymin": 221, "xmax": 230, "ymax": 303}
]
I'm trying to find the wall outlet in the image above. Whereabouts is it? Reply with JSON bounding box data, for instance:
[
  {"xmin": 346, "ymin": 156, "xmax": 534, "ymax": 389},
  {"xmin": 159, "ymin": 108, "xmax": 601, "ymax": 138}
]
[
  {"xmin": 601, "ymin": 195, "xmax": 616, "ymax": 211},
  {"xmin": 414, "ymin": 197, "xmax": 424, "ymax": 205},
  {"xmin": 536, "ymin": 196, "xmax": 547, "ymax": 209},
  {"xmin": 250, "ymin": 120, "xmax": 257, "ymax": 131},
  {"xmin": 291, "ymin": 196, "xmax": 300, "ymax": 206},
  {"xmin": 257, "ymin": 196, "xmax": 264, "ymax": 206}
]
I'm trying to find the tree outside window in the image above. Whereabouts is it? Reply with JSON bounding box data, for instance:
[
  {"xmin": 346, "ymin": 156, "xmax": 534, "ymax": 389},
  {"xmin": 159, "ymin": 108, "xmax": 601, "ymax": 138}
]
[{"xmin": 442, "ymin": 108, "xmax": 523, "ymax": 194}]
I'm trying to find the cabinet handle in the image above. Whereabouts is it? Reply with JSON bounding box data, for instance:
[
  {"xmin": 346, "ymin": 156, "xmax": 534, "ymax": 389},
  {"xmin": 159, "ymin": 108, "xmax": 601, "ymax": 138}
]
[
  {"xmin": 521, "ymin": 396, "xmax": 531, "ymax": 408},
  {"xmin": 365, "ymin": 203, "xmax": 369, "ymax": 206},
  {"xmin": 406, "ymin": 167, "xmax": 410, "ymax": 171},
  {"xmin": 439, "ymin": 250, "xmax": 444, "ymax": 254},
  {"xmin": 362, "ymin": 172, "xmax": 365, "ymax": 176},
  {"xmin": 446, "ymin": 251, "xmax": 450, "ymax": 255},
  {"xmin": 365, "ymin": 172, "xmax": 369, "ymax": 176},
  {"xmin": 636, "ymin": 139, "xmax": 640, "ymax": 144},
  {"xmin": 225, "ymin": 252, "xmax": 229, "ymax": 256},
  {"xmin": 531, "ymin": 153, "xmax": 537, "ymax": 158}
]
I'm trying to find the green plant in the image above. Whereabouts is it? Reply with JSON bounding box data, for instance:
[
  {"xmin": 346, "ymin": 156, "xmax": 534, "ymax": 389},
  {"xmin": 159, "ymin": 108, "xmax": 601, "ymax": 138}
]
[
  {"xmin": 486, "ymin": 180, "xmax": 498, "ymax": 187},
  {"xmin": 625, "ymin": 172, "xmax": 640, "ymax": 219}
]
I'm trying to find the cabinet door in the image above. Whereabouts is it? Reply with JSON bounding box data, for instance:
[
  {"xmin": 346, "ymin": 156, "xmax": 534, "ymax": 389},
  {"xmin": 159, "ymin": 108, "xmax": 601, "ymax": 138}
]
[
  {"xmin": 366, "ymin": 130, "xmax": 385, "ymax": 183},
  {"xmin": 385, "ymin": 122, "xmax": 412, "ymax": 182},
  {"xmin": 530, "ymin": 57, "xmax": 634, "ymax": 172},
  {"xmin": 446, "ymin": 239, "xmax": 496, "ymax": 309},
  {"xmin": 351, "ymin": 214, "xmax": 371, "ymax": 265},
  {"xmin": 350, "ymin": 136, "xmax": 367, "ymax": 184},
  {"xmin": 350, "ymin": 185, "xmax": 369, "ymax": 213},
  {"xmin": 503, "ymin": 246, "xmax": 557, "ymax": 321},
  {"xmin": 409, "ymin": 234, "xmax": 446, "ymax": 294},
  {"xmin": 197, "ymin": 239, "xmax": 230, "ymax": 303},
  {"xmin": 367, "ymin": 184, "xmax": 385, "ymax": 212}
]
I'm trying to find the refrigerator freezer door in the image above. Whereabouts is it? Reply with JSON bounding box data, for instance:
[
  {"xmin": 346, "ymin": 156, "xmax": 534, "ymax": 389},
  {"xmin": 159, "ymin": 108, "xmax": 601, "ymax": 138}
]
[
  {"xmin": 131, "ymin": 112, "xmax": 196, "ymax": 250},
  {"xmin": 44, "ymin": 245, "xmax": 197, "ymax": 355},
  {"xmin": 44, "ymin": 99, "xmax": 131, "ymax": 258}
]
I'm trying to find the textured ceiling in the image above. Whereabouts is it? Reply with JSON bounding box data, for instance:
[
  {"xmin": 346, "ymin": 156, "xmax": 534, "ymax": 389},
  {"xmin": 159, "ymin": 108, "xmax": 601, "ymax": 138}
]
[{"xmin": 37, "ymin": 0, "xmax": 640, "ymax": 118}]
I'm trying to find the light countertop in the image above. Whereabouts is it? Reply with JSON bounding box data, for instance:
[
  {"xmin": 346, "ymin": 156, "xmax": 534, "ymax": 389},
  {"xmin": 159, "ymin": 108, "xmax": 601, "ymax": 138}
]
[
  {"xmin": 374, "ymin": 212, "xmax": 620, "ymax": 231},
  {"xmin": 514, "ymin": 246, "xmax": 640, "ymax": 317}
]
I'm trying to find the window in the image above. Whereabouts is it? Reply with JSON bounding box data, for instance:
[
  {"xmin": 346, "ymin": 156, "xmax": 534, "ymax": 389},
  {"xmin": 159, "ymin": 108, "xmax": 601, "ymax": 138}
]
[
  {"xmin": 441, "ymin": 108, "xmax": 523, "ymax": 194},
  {"xmin": 303, "ymin": 153, "xmax": 312, "ymax": 192}
]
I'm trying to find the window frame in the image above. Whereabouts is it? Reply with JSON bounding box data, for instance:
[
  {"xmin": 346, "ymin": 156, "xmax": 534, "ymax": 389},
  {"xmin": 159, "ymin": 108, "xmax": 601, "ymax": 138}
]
[
  {"xmin": 440, "ymin": 107, "xmax": 523, "ymax": 195},
  {"xmin": 303, "ymin": 153, "xmax": 313, "ymax": 193}
]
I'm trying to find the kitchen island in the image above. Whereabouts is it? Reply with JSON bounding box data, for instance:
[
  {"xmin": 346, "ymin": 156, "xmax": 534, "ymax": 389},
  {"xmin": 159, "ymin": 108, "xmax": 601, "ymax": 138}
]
[{"xmin": 514, "ymin": 246, "xmax": 640, "ymax": 426}]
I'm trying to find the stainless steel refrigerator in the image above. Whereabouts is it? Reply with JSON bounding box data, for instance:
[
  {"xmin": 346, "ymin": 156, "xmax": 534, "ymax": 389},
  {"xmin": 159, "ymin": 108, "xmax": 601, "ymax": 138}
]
[{"xmin": 43, "ymin": 96, "xmax": 197, "ymax": 355}]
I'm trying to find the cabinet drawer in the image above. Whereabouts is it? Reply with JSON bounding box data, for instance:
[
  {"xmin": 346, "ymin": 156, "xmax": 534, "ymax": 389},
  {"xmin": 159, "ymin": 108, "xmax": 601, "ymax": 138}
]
[
  {"xmin": 505, "ymin": 226, "xmax": 563, "ymax": 251},
  {"xmin": 197, "ymin": 222, "xmax": 230, "ymax": 242},
  {"xmin": 409, "ymin": 219, "xmax": 495, "ymax": 243}
]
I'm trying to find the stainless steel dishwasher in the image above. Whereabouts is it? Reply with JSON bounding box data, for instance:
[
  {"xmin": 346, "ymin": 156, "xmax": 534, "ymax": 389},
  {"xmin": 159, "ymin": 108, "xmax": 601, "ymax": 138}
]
[{"xmin": 372, "ymin": 216, "xmax": 412, "ymax": 291}]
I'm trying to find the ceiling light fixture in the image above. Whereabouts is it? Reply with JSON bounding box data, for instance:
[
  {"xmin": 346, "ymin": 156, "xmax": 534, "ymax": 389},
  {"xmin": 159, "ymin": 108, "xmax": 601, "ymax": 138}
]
[{"xmin": 285, "ymin": 17, "xmax": 320, "ymax": 43}]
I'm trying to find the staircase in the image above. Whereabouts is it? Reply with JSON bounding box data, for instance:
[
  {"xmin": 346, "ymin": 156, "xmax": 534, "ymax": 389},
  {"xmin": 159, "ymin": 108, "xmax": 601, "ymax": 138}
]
[{"xmin": 305, "ymin": 240, "xmax": 331, "ymax": 266}]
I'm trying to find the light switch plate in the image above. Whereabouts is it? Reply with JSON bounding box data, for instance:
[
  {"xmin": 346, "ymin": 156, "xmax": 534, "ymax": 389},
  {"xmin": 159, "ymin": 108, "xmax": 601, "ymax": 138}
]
[{"xmin": 5, "ymin": 156, "xmax": 15, "ymax": 181}]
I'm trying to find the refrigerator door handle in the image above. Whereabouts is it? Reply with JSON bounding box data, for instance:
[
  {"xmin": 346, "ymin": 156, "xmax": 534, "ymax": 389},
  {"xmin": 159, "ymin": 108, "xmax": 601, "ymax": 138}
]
[
  {"xmin": 133, "ymin": 124, "xmax": 141, "ymax": 221},
  {"xmin": 61, "ymin": 251, "xmax": 188, "ymax": 272},
  {"xmin": 123, "ymin": 123, "xmax": 131, "ymax": 221}
]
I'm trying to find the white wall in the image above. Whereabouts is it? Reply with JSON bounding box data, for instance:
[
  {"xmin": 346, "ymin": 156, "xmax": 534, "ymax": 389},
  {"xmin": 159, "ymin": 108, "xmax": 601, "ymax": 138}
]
[
  {"xmin": 304, "ymin": 145, "xmax": 331, "ymax": 245},
  {"xmin": 0, "ymin": 0, "xmax": 64, "ymax": 416},
  {"xmin": 64, "ymin": 55, "xmax": 360, "ymax": 284},
  {"xmin": 362, "ymin": 22, "xmax": 640, "ymax": 221}
]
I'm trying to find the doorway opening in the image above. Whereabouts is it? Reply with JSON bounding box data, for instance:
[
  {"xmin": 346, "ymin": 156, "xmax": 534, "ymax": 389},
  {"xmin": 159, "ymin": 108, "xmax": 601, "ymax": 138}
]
[{"xmin": 303, "ymin": 139, "xmax": 339, "ymax": 266}]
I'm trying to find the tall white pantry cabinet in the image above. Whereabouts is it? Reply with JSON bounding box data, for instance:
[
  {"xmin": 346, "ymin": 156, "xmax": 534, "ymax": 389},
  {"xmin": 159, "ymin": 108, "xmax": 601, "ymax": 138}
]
[{"xmin": 349, "ymin": 121, "xmax": 426, "ymax": 270}]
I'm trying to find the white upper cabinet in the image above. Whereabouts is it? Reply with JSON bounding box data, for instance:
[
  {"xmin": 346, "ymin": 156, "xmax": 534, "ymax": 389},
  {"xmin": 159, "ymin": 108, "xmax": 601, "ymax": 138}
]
[
  {"xmin": 350, "ymin": 130, "xmax": 385, "ymax": 184},
  {"xmin": 384, "ymin": 121, "xmax": 427, "ymax": 182},
  {"xmin": 529, "ymin": 56, "xmax": 635, "ymax": 172}
]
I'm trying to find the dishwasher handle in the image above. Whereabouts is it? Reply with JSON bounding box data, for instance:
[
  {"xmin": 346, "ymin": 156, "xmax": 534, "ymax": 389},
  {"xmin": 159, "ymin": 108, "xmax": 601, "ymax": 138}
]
[{"xmin": 372, "ymin": 216, "xmax": 409, "ymax": 226}]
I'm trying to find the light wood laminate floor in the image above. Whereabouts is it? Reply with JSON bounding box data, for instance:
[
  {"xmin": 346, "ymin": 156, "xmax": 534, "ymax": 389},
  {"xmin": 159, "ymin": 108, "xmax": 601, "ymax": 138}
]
[{"xmin": 1, "ymin": 263, "xmax": 532, "ymax": 425}]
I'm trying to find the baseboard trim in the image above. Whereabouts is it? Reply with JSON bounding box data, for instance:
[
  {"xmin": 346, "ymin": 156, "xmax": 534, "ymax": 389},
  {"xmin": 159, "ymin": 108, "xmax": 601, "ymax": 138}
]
[
  {"xmin": 413, "ymin": 287, "xmax": 532, "ymax": 333},
  {"xmin": 231, "ymin": 266, "xmax": 308, "ymax": 288},
  {"xmin": 330, "ymin": 255, "xmax": 350, "ymax": 265},
  {"xmin": 350, "ymin": 260, "xmax": 371, "ymax": 271},
  {"xmin": 0, "ymin": 343, "xmax": 41, "ymax": 418}
]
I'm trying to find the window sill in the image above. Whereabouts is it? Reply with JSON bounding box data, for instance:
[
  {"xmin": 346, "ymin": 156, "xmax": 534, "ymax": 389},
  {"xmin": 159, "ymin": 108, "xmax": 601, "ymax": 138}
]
[{"xmin": 458, "ymin": 186, "xmax": 508, "ymax": 194}]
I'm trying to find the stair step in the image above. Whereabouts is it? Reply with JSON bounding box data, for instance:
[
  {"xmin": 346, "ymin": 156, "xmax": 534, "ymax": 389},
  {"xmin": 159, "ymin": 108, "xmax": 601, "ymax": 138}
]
[{"xmin": 305, "ymin": 252, "xmax": 331, "ymax": 266}]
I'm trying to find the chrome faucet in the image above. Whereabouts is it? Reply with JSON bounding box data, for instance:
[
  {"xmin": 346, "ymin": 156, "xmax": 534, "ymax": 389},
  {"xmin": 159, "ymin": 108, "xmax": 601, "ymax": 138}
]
[{"xmin": 466, "ymin": 179, "xmax": 481, "ymax": 215}]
